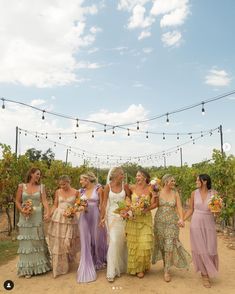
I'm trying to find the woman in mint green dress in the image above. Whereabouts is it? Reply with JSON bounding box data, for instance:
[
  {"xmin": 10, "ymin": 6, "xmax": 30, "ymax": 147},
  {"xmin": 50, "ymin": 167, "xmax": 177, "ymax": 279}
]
[{"xmin": 15, "ymin": 168, "xmax": 51, "ymax": 278}]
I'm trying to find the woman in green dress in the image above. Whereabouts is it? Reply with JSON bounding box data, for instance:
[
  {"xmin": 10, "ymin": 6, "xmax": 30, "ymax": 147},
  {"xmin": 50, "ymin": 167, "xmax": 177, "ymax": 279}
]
[
  {"xmin": 152, "ymin": 174, "xmax": 191, "ymax": 282},
  {"xmin": 15, "ymin": 167, "xmax": 51, "ymax": 278},
  {"xmin": 125, "ymin": 169, "xmax": 157, "ymax": 278}
]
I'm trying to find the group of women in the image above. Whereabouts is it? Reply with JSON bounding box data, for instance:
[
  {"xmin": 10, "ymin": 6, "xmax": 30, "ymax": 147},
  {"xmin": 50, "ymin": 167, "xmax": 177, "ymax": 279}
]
[{"xmin": 15, "ymin": 167, "xmax": 219, "ymax": 288}]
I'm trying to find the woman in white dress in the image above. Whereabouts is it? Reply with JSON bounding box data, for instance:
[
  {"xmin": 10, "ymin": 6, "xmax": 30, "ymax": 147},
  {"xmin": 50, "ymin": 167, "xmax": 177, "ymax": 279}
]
[{"xmin": 101, "ymin": 167, "xmax": 130, "ymax": 282}]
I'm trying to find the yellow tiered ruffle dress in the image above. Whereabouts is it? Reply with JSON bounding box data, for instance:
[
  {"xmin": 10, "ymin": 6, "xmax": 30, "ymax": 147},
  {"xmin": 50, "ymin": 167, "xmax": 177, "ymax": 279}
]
[{"xmin": 125, "ymin": 192, "xmax": 153, "ymax": 275}]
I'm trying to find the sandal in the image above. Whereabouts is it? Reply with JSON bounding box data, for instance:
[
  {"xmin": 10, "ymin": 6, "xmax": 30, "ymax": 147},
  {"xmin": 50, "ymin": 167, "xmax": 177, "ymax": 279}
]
[
  {"xmin": 107, "ymin": 277, "xmax": 114, "ymax": 282},
  {"xmin": 164, "ymin": 272, "xmax": 171, "ymax": 282},
  {"xmin": 25, "ymin": 275, "xmax": 32, "ymax": 279},
  {"xmin": 202, "ymin": 275, "xmax": 211, "ymax": 288},
  {"xmin": 137, "ymin": 272, "xmax": 145, "ymax": 278}
]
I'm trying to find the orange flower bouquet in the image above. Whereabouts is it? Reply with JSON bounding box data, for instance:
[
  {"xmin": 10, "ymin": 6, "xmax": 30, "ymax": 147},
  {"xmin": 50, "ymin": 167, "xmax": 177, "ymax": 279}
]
[
  {"xmin": 208, "ymin": 194, "xmax": 223, "ymax": 213},
  {"xmin": 113, "ymin": 200, "xmax": 134, "ymax": 220},
  {"xmin": 63, "ymin": 205, "xmax": 78, "ymax": 219},
  {"xmin": 75, "ymin": 195, "xmax": 88, "ymax": 212},
  {"xmin": 21, "ymin": 199, "xmax": 34, "ymax": 220}
]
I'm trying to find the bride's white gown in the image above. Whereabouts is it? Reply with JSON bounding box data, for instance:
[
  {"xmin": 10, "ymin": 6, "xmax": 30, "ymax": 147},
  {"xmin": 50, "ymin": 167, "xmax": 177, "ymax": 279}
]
[{"xmin": 106, "ymin": 185, "xmax": 127, "ymax": 280}]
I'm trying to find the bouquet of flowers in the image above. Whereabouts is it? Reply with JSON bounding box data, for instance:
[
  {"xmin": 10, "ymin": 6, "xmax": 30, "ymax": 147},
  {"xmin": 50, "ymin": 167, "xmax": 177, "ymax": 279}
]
[
  {"xmin": 75, "ymin": 195, "xmax": 88, "ymax": 212},
  {"xmin": 113, "ymin": 200, "xmax": 134, "ymax": 220},
  {"xmin": 132, "ymin": 196, "xmax": 151, "ymax": 216},
  {"xmin": 150, "ymin": 177, "xmax": 161, "ymax": 192},
  {"xmin": 63, "ymin": 205, "xmax": 78, "ymax": 219},
  {"xmin": 208, "ymin": 193, "xmax": 223, "ymax": 213},
  {"xmin": 21, "ymin": 199, "xmax": 34, "ymax": 220}
]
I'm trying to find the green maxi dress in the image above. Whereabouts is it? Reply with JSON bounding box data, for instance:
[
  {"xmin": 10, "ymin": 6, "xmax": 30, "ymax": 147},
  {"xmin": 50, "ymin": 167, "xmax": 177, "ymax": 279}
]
[{"xmin": 17, "ymin": 184, "xmax": 51, "ymax": 276}]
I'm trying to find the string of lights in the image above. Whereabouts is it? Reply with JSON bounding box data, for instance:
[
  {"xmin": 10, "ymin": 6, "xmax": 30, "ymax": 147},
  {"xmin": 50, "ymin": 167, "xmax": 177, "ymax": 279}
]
[
  {"xmin": 18, "ymin": 126, "xmax": 220, "ymax": 165},
  {"xmin": 18, "ymin": 126, "xmax": 217, "ymax": 140},
  {"xmin": 1, "ymin": 89, "xmax": 234, "ymax": 132}
]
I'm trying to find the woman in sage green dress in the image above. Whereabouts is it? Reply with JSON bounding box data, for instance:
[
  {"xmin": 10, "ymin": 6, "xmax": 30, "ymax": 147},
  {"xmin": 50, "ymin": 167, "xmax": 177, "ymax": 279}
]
[
  {"xmin": 15, "ymin": 168, "xmax": 51, "ymax": 278},
  {"xmin": 152, "ymin": 174, "xmax": 191, "ymax": 282}
]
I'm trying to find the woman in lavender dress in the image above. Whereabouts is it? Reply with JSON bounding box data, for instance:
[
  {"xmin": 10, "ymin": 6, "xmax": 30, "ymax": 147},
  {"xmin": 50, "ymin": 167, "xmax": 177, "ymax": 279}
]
[
  {"xmin": 184, "ymin": 174, "xmax": 218, "ymax": 288},
  {"xmin": 77, "ymin": 172, "xmax": 107, "ymax": 283}
]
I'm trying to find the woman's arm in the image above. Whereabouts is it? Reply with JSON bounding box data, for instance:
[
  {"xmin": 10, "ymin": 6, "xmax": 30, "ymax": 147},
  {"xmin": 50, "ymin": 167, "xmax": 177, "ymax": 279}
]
[
  {"xmin": 100, "ymin": 184, "xmax": 109, "ymax": 221},
  {"xmin": 50, "ymin": 190, "xmax": 59, "ymax": 217},
  {"xmin": 15, "ymin": 184, "xmax": 24, "ymax": 213},
  {"xmin": 41, "ymin": 184, "xmax": 50, "ymax": 221},
  {"xmin": 124, "ymin": 183, "xmax": 131, "ymax": 199},
  {"xmin": 175, "ymin": 192, "xmax": 184, "ymax": 226},
  {"xmin": 183, "ymin": 191, "xmax": 195, "ymax": 221}
]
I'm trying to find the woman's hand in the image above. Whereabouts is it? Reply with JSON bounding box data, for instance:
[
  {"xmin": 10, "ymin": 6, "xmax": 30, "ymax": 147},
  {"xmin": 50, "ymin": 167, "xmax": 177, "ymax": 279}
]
[
  {"xmin": 177, "ymin": 219, "xmax": 185, "ymax": 228},
  {"xmin": 99, "ymin": 218, "xmax": 105, "ymax": 227},
  {"xmin": 44, "ymin": 212, "xmax": 50, "ymax": 221},
  {"xmin": 78, "ymin": 206, "xmax": 85, "ymax": 212}
]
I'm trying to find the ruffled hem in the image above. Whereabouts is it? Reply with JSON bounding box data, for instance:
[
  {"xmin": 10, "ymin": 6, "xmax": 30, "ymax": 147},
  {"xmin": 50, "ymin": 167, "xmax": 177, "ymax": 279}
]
[
  {"xmin": 17, "ymin": 247, "xmax": 45, "ymax": 254},
  {"xmin": 17, "ymin": 263, "xmax": 51, "ymax": 276},
  {"xmin": 17, "ymin": 235, "xmax": 45, "ymax": 241}
]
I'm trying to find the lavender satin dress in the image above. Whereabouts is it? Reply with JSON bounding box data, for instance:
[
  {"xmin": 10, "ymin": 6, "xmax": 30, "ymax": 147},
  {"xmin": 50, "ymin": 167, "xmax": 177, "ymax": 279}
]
[{"xmin": 77, "ymin": 185, "xmax": 107, "ymax": 283}]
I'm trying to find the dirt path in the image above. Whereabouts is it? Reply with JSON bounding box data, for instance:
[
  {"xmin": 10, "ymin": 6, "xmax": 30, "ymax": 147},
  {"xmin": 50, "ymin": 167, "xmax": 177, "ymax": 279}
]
[{"xmin": 0, "ymin": 221, "xmax": 235, "ymax": 294}]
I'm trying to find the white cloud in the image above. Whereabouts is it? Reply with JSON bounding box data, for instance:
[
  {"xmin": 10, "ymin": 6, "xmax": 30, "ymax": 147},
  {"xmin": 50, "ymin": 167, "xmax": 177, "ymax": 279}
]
[
  {"xmin": 118, "ymin": 0, "xmax": 189, "ymax": 45},
  {"xmin": 161, "ymin": 31, "xmax": 182, "ymax": 47},
  {"xmin": 205, "ymin": 69, "xmax": 231, "ymax": 87},
  {"xmin": 128, "ymin": 5, "xmax": 155, "ymax": 29},
  {"xmin": 76, "ymin": 61, "xmax": 105, "ymax": 69},
  {"xmin": 138, "ymin": 31, "xmax": 151, "ymax": 40},
  {"xmin": 160, "ymin": 6, "xmax": 189, "ymax": 27},
  {"xmin": 88, "ymin": 47, "xmax": 99, "ymax": 54},
  {"xmin": 118, "ymin": 0, "xmax": 150, "ymax": 11},
  {"xmin": 88, "ymin": 104, "xmax": 149, "ymax": 125},
  {"xmin": 30, "ymin": 99, "xmax": 46, "ymax": 106},
  {"xmin": 143, "ymin": 47, "xmax": 153, "ymax": 54},
  {"xmin": 90, "ymin": 26, "xmax": 102, "ymax": 34},
  {"xmin": 151, "ymin": 0, "xmax": 189, "ymax": 16},
  {"xmin": 0, "ymin": 0, "xmax": 100, "ymax": 88},
  {"xmin": 133, "ymin": 82, "xmax": 144, "ymax": 88}
]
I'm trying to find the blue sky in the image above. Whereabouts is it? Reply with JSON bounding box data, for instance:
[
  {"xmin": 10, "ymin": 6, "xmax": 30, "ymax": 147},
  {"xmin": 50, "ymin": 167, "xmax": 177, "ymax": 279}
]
[{"xmin": 0, "ymin": 0, "xmax": 234, "ymax": 167}]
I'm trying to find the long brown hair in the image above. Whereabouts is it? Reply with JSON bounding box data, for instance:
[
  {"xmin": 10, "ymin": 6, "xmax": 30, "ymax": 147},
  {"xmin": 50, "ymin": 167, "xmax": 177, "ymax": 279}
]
[{"xmin": 25, "ymin": 168, "xmax": 41, "ymax": 184}]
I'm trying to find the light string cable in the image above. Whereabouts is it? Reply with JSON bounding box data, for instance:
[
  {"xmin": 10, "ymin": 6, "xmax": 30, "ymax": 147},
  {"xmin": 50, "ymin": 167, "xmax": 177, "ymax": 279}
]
[
  {"xmin": 19, "ymin": 126, "xmax": 220, "ymax": 163},
  {"xmin": 1, "ymin": 89, "xmax": 235, "ymax": 131}
]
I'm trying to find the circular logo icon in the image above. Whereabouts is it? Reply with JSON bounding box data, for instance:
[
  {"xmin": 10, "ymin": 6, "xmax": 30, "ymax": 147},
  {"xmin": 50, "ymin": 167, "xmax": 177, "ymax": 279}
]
[
  {"xmin": 223, "ymin": 143, "xmax": 231, "ymax": 152},
  {"xmin": 3, "ymin": 280, "xmax": 14, "ymax": 291}
]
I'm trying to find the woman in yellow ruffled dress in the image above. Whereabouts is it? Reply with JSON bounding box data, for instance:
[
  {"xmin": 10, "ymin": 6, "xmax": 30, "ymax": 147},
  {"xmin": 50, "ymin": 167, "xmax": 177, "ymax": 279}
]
[{"xmin": 125, "ymin": 169, "xmax": 157, "ymax": 278}]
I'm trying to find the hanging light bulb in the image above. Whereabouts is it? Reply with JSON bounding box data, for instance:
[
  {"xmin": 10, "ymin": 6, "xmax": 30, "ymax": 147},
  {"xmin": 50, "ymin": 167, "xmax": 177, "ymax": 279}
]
[
  {"xmin": 163, "ymin": 132, "xmax": 165, "ymax": 140},
  {"xmin": 54, "ymin": 142, "xmax": 56, "ymax": 147},
  {"xmin": 127, "ymin": 128, "xmax": 130, "ymax": 136},
  {"xmin": 193, "ymin": 139, "xmax": 195, "ymax": 144},
  {"xmin": 76, "ymin": 118, "xmax": 79, "ymax": 128},
  {"xmin": 210, "ymin": 130, "xmax": 212, "ymax": 136},
  {"xmin": 146, "ymin": 131, "xmax": 149, "ymax": 139},
  {"xmin": 104, "ymin": 124, "xmax": 107, "ymax": 133},
  {"xmin": 45, "ymin": 133, "xmax": 48, "ymax": 139},
  {"xmin": 2, "ymin": 98, "xmax": 5, "ymax": 109},
  {"xmin": 92, "ymin": 130, "xmax": 94, "ymax": 138},
  {"xmin": 59, "ymin": 133, "xmax": 61, "ymax": 139},
  {"xmin": 166, "ymin": 113, "xmax": 169, "ymax": 125},
  {"xmin": 177, "ymin": 133, "xmax": 179, "ymax": 140},
  {"xmin": 201, "ymin": 131, "xmax": 203, "ymax": 137},
  {"xmin": 201, "ymin": 102, "xmax": 205, "ymax": 115},
  {"xmin": 74, "ymin": 132, "xmax": 77, "ymax": 139},
  {"xmin": 137, "ymin": 121, "xmax": 139, "ymax": 130},
  {"xmin": 25, "ymin": 132, "xmax": 27, "ymax": 136},
  {"xmin": 112, "ymin": 127, "xmax": 115, "ymax": 135},
  {"xmin": 189, "ymin": 133, "xmax": 193, "ymax": 139},
  {"xmin": 42, "ymin": 110, "xmax": 45, "ymax": 120}
]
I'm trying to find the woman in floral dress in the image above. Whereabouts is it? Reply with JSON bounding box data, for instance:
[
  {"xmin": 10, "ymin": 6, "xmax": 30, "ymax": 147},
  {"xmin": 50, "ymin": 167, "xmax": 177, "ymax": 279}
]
[{"xmin": 152, "ymin": 174, "xmax": 191, "ymax": 282}]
